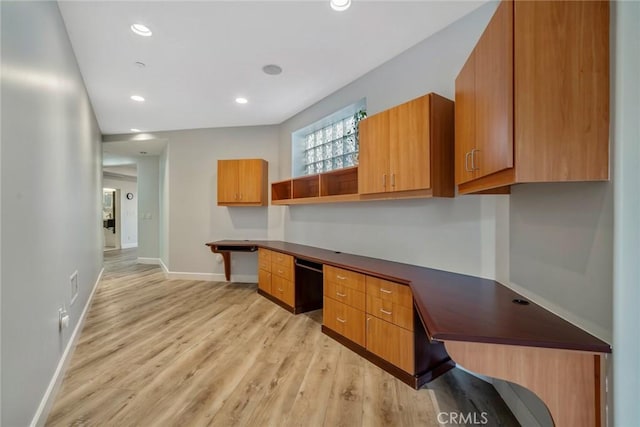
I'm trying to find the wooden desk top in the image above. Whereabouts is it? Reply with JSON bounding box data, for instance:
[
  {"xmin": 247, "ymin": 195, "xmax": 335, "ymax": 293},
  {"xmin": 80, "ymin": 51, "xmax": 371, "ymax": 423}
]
[{"xmin": 206, "ymin": 240, "xmax": 611, "ymax": 354}]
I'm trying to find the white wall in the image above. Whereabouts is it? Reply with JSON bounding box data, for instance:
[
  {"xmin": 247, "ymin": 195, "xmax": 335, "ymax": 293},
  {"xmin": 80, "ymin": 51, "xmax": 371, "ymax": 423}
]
[
  {"xmin": 103, "ymin": 176, "xmax": 138, "ymax": 248},
  {"xmin": 0, "ymin": 2, "xmax": 103, "ymax": 426},
  {"xmin": 612, "ymin": 1, "xmax": 640, "ymax": 425},
  {"xmin": 277, "ymin": 2, "xmax": 507, "ymax": 281},
  {"xmin": 137, "ymin": 157, "xmax": 160, "ymax": 260}
]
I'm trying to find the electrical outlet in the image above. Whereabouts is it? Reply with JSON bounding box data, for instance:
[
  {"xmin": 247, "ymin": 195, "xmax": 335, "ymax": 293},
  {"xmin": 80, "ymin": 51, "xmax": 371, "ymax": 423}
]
[{"xmin": 70, "ymin": 270, "xmax": 78, "ymax": 306}]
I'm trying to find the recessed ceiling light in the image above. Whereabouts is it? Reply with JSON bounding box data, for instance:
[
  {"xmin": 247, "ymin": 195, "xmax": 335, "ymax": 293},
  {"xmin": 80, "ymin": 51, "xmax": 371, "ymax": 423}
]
[
  {"xmin": 130, "ymin": 128, "xmax": 141, "ymax": 132},
  {"xmin": 235, "ymin": 97, "xmax": 248, "ymax": 104},
  {"xmin": 130, "ymin": 95, "xmax": 145, "ymax": 102},
  {"xmin": 131, "ymin": 24, "xmax": 152, "ymax": 37},
  {"xmin": 262, "ymin": 64, "xmax": 283, "ymax": 75},
  {"xmin": 330, "ymin": 0, "xmax": 351, "ymax": 11}
]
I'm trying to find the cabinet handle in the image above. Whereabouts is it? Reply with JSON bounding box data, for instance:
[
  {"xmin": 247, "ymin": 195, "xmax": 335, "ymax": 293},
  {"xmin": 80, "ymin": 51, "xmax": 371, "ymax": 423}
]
[
  {"xmin": 337, "ymin": 317, "xmax": 346, "ymax": 323},
  {"xmin": 278, "ymin": 288, "xmax": 284, "ymax": 292},
  {"xmin": 336, "ymin": 292, "xmax": 347, "ymax": 298},
  {"xmin": 380, "ymin": 288, "xmax": 392, "ymax": 294},
  {"xmin": 391, "ymin": 173, "xmax": 396, "ymax": 188},
  {"xmin": 380, "ymin": 308, "xmax": 392, "ymax": 315},
  {"xmin": 234, "ymin": 193, "xmax": 239, "ymax": 200},
  {"xmin": 278, "ymin": 269, "xmax": 283, "ymax": 274},
  {"xmin": 382, "ymin": 174, "xmax": 387, "ymax": 188},
  {"xmin": 471, "ymin": 148, "xmax": 480, "ymax": 171},
  {"xmin": 464, "ymin": 152, "xmax": 472, "ymax": 172},
  {"xmin": 336, "ymin": 275, "xmax": 346, "ymax": 281},
  {"xmin": 239, "ymin": 193, "xmax": 243, "ymax": 200}
]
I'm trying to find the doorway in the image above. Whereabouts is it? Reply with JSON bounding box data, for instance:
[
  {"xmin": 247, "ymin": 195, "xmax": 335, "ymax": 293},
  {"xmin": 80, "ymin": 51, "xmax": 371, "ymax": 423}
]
[{"xmin": 103, "ymin": 188, "xmax": 121, "ymax": 251}]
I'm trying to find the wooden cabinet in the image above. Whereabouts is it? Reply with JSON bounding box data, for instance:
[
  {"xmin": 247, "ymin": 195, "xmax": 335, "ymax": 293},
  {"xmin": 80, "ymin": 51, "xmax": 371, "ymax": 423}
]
[
  {"xmin": 455, "ymin": 0, "xmax": 609, "ymax": 194},
  {"xmin": 217, "ymin": 159, "xmax": 268, "ymax": 206},
  {"xmin": 257, "ymin": 249, "xmax": 295, "ymax": 309},
  {"xmin": 358, "ymin": 93, "xmax": 454, "ymax": 198},
  {"xmin": 323, "ymin": 266, "xmax": 366, "ymax": 346},
  {"xmin": 366, "ymin": 315, "xmax": 414, "ymax": 374},
  {"xmin": 324, "ymin": 297, "xmax": 365, "ymax": 347}
]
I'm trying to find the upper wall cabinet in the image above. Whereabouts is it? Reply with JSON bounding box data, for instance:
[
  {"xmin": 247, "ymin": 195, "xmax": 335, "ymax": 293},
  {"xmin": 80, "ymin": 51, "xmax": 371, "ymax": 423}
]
[
  {"xmin": 358, "ymin": 93, "xmax": 455, "ymax": 198},
  {"xmin": 455, "ymin": 0, "xmax": 609, "ymax": 194},
  {"xmin": 217, "ymin": 159, "xmax": 268, "ymax": 206}
]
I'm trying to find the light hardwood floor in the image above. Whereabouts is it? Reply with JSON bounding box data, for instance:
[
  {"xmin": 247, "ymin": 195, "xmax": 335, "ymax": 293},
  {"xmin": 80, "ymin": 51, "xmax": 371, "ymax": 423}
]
[{"xmin": 46, "ymin": 249, "xmax": 519, "ymax": 426}]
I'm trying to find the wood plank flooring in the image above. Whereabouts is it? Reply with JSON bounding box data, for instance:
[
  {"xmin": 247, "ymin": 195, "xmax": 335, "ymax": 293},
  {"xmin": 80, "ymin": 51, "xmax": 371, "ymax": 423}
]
[{"xmin": 46, "ymin": 249, "xmax": 519, "ymax": 426}]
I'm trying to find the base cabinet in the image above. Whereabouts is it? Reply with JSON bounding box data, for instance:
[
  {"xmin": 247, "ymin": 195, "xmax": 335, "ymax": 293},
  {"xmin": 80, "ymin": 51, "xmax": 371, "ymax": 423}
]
[
  {"xmin": 322, "ymin": 266, "xmax": 453, "ymax": 388},
  {"xmin": 257, "ymin": 249, "xmax": 295, "ymax": 311}
]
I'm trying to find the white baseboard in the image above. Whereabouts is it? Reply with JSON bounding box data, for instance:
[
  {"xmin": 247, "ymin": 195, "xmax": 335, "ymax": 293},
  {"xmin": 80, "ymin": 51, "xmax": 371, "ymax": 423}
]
[
  {"xmin": 31, "ymin": 267, "xmax": 104, "ymax": 427},
  {"xmin": 137, "ymin": 257, "xmax": 161, "ymax": 265},
  {"xmin": 159, "ymin": 258, "xmax": 169, "ymax": 276},
  {"xmin": 121, "ymin": 242, "xmax": 137, "ymax": 249}
]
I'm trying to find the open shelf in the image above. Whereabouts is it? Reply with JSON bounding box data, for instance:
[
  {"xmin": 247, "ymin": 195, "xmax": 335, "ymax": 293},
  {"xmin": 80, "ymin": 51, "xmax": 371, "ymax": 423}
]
[
  {"xmin": 271, "ymin": 179, "xmax": 292, "ymax": 202},
  {"xmin": 320, "ymin": 166, "xmax": 358, "ymax": 197},
  {"xmin": 292, "ymin": 174, "xmax": 320, "ymax": 199}
]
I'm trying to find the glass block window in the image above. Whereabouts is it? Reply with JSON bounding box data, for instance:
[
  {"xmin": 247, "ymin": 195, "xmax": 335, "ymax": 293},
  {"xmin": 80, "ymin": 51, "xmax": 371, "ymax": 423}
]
[
  {"xmin": 302, "ymin": 112, "xmax": 363, "ymax": 175},
  {"xmin": 291, "ymin": 99, "xmax": 366, "ymax": 178}
]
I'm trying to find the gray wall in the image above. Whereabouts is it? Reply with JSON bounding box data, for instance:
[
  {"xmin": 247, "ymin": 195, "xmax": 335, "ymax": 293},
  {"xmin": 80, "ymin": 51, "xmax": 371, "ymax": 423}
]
[
  {"xmin": 159, "ymin": 146, "xmax": 170, "ymax": 266},
  {"xmin": 278, "ymin": 3, "xmax": 508, "ymax": 282},
  {"xmin": 613, "ymin": 1, "xmax": 640, "ymax": 425},
  {"xmin": 137, "ymin": 156, "xmax": 160, "ymax": 260},
  {"xmin": 1, "ymin": 2, "xmax": 103, "ymax": 426}
]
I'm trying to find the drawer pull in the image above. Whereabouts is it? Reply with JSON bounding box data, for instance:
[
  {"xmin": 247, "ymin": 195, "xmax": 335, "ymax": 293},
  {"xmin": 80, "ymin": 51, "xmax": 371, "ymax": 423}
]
[
  {"xmin": 380, "ymin": 288, "xmax": 392, "ymax": 294},
  {"xmin": 336, "ymin": 317, "xmax": 346, "ymax": 323},
  {"xmin": 278, "ymin": 288, "xmax": 284, "ymax": 292},
  {"xmin": 336, "ymin": 275, "xmax": 347, "ymax": 280},
  {"xmin": 380, "ymin": 308, "xmax": 392, "ymax": 315},
  {"xmin": 336, "ymin": 292, "xmax": 347, "ymax": 298},
  {"xmin": 278, "ymin": 269, "xmax": 283, "ymax": 274}
]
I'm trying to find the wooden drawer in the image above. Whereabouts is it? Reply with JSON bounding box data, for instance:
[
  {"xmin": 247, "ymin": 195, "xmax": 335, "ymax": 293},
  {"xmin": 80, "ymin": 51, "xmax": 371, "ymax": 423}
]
[
  {"xmin": 258, "ymin": 249, "xmax": 271, "ymax": 272},
  {"xmin": 366, "ymin": 294, "xmax": 413, "ymax": 331},
  {"xmin": 324, "ymin": 265, "xmax": 365, "ymax": 293},
  {"xmin": 272, "ymin": 275, "xmax": 294, "ymax": 307},
  {"xmin": 258, "ymin": 269, "xmax": 271, "ymax": 294},
  {"xmin": 366, "ymin": 315, "xmax": 414, "ymax": 374},
  {"xmin": 324, "ymin": 280, "xmax": 365, "ymax": 311},
  {"xmin": 324, "ymin": 297, "xmax": 365, "ymax": 347},
  {"xmin": 271, "ymin": 261, "xmax": 293, "ymax": 281},
  {"xmin": 272, "ymin": 251, "xmax": 293, "ymax": 268},
  {"xmin": 366, "ymin": 277, "xmax": 412, "ymax": 308}
]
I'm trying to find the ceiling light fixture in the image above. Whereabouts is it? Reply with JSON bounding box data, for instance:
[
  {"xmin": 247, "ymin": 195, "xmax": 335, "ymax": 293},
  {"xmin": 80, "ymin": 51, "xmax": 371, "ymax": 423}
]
[
  {"xmin": 130, "ymin": 128, "xmax": 141, "ymax": 132},
  {"xmin": 130, "ymin": 95, "xmax": 145, "ymax": 102},
  {"xmin": 330, "ymin": 0, "xmax": 351, "ymax": 12},
  {"xmin": 235, "ymin": 97, "xmax": 248, "ymax": 104},
  {"xmin": 131, "ymin": 24, "xmax": 152, "ymax": 37},
  {"xmin": 262, "ymin": 64, "xmax": 283, "ymax": 75}
]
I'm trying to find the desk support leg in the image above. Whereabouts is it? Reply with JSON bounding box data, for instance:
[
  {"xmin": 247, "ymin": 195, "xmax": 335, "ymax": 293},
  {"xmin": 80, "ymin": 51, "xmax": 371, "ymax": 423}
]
[
  {"xmin": 209, "ymin": 247, "xmax": 232, "ymax": 281},
  {"xmin": 444, "ymin": 341, "xmax": 605, "ymax": 427}
]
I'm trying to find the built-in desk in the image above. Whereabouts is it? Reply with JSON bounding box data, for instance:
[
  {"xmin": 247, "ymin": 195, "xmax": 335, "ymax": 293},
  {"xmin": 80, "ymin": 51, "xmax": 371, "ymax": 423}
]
[{"xmin": 206, "ymin": 240, "xmax": 611, "ymax": 426}]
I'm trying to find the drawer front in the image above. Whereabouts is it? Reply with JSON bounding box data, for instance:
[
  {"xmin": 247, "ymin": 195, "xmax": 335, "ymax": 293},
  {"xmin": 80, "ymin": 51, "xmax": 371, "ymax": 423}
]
[
  {"xmin": 272, "ymin": 275, "xmax": 294, "ymax": 307},
  {"xmin": 366, "ymin": 315, "xmax": 414, "ymax": 374},
  {"xmin": 258, "ymin": 269, "xmax": 272, "ymax": 294},
  {"xmin": 272, "ymin": 251, "xmax": 294, "ymax": 269},
  {"xmin": 324, "ymin": 265, "xmax": 365, "ymax": 293},
  {"xmin": 366, "ymin": 277, "xmax": 413, "ymax": 308},
  {"xmin": 271, "ymin": 261, "xmax": 293, "ymax": 281},
  {"xmin": 258, "ymin": 249, "xmax": 271, "ymax": 272},
  {"xmin": 324, "ymin": 297, "xmax": 365, "ymax": 347},
  {"xmin": 324, "ymin": 280, "xmax": 365, "ymax": 311},
  {"xmin": 366, "ymin": 294, "xmax": 413, "ymax": 331}
]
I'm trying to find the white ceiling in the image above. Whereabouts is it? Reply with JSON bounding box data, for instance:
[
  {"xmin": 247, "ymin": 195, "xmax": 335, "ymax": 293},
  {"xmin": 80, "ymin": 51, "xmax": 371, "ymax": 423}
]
[{"xmin": 59, "ymin": 1, "xmax": 486, "ymax": 136}]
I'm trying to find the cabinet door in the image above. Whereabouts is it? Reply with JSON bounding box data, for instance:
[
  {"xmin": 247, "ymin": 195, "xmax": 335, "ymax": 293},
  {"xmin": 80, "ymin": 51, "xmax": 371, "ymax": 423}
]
[
  {"xmin": 455, "ymin": 52, "xmax": 477, "ymax": 185},
  {"xmin": 358, "ymin": 111, "xmax": 390, "ymax": 194},
  {"xmin": 258, "ymin": 269, "xmax": 271, "ymax": 294},
  {"xmin": 238, "ymin": 159, "xmax": 265, "ymax": 204},
  {"xmin": 366, "ymin": 315, "xmax": 414, "ymax": 374},
  {"xmin": 217, "ymin": 160, "xmax": 239, "ymax": 204},
  {"xmin": 390, "ymin": 96, "xmax": 431, "ymax": 192},
  {"xmin": 474, "ymin": 0, "xmax": 513, "ymax": 179}
]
